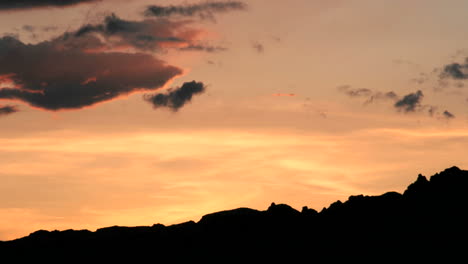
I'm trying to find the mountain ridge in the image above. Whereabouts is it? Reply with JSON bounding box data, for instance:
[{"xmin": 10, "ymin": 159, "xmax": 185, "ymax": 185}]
[{"xmin": 1, "ymin": 166, "xmax": 468, "ymax": 262}]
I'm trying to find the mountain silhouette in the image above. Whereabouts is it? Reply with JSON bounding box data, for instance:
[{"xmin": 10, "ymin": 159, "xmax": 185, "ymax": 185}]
[{"xmin": 1, "ymin": 166, "xmax": 467, "ymax": 262}]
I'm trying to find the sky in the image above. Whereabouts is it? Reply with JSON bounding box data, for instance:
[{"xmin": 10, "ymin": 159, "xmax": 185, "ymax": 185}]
[{"xmin": 1, "ymin": 0, "xmax": 468, "ymax": 240}]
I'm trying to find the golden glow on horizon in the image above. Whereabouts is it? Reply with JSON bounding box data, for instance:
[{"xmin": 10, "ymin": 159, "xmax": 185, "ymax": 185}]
[{"xmin": 1, "ymin": 127, "xmax": 467, "ymax": 240}]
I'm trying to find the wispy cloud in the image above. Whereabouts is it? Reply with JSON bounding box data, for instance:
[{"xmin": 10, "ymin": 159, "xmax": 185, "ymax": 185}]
[
  {"xmin": 338, "ymin": 85, "xmax": 397, "ymax": 104},
  {"xmin": 0, "ymin": 0, "xmax": 99, "ymax": 11},
  {"xmin": 145, "ymin": 1, "xmax": 247, "ymax": 21},
  {"xmin": 338, "ymin": 85, "xmax": 455, "ymax": 119}
]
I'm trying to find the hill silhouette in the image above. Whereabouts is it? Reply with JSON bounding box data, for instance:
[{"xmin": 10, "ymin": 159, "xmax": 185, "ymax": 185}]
[{"xmin": 1, "ymin": 166, "xmax": 468, "ymax": 262}]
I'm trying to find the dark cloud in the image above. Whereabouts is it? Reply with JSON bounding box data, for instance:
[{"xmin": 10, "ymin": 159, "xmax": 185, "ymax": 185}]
[
  {"xmin": 145, "ymin": 1, "xmax": 247, "ymax": 20},
  {"xmin": 0, "ymin": 0, "xmax": 98, "ymax": 11},
  {"xmin": 252, "ymin": 42, "xmax": 264, "ymax": 53},
  {"xmin": 75, "ymin": 14, "xmax": 223, "ymax": 53},
  {"xmin": 443, "ymin": 110, "xmax": 455, "ymax": 119},
  {"xmin": 75, "ymin": 14, "xmax": 192, "ymax": 51},
  {"xmin": 144, "ymin": 81, "xmax": 206, "ymax": 111},
  {"xmin": 0, "ymin": 105, "xmax": 18, "ymax": 116},
  {"xmin": 440, "ymin": 58, "xmax": 468, "ymax": 80},
  {"xmin": 0, "ymin": 36, "xmax": 182, "ymax": 111},
  {"xmin": 394, "ymin": 90, "xmax": 424, "ymax": 112}
]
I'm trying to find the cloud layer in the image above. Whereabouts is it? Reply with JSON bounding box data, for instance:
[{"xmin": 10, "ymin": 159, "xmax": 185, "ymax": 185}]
[
  {"xmin": 145, "ymin": 1, "xmax": 247, "ymax": 20},
  {"xmin": 144, "ymin": 81, "xmax": 206, "ymax": 111},
  {"xmin": 0, "ymin": 0, "xmax": 98, "ymax": 11}
]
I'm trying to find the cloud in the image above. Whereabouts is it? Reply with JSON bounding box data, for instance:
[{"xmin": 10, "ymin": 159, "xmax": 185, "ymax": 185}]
[
  {"xmin": 0, "ymin": 105, "xmax": 18, "ymax": 116},
  {"xmin": 443, "ymin": 110, "xmax": 455, "ymax": 119},
  {"xmin": 252, "ymin": 42, "xmax": 264, "ymax": 53},
  {"xmin": 144, "ymin": 81, "xmax": 206, "ymax": 111},
  {"xmin": 75, "ymin": 14, "xmax": 223, "ymax": 53},
  {"xmin": 338, "ymin": 85, "xmax": 372, "ymax": 97},
  {"xmin": 364, "ymin": 91, "xmax": 398, "ymax": 105},
  {"xmin": 440, "ymin": 59, "xmax": 468, "ymax": 80},
  {"xmin": 75, "ymin": 14, "xmax": 197, "ymax": 51},
  {"xmin": 0, "ymin": 36, "xmax": 182, "ymax": 111},
  {"xmin": 339, "ymin": 85, "xmax": 455, "ymax": 118},
  {"xmin": 178, "ymin": 44, "xmax": 227, "ymax": 52},
  {"xmin": 338, "ymin": 85, "xmax": 397, "ymax": 104},
  {"xmin": 145, "ymin": 1, "xmax": 247, "ymax": 20},
  {"xmin": 0, "ymin": 2, "xmax": 247, "ymax": 113},
  {"xmin": 394, "ymin": 90, "xmax": 424, "ymax": 112},
  {"xmin": 0, "ymin": 0, "xmax": 99, "ymax": 11}
]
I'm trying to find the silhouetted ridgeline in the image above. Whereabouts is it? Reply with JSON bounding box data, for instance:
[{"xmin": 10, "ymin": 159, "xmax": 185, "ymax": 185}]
[{"xmin": 1, "ymin": 166, "xmax": 468, "ymax": 262}]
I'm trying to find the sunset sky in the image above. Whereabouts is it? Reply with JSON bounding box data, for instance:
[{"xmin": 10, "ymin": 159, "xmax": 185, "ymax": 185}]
[{"xmin": 1, "ymin": 0, "xmax": 468, "ymax": 240}]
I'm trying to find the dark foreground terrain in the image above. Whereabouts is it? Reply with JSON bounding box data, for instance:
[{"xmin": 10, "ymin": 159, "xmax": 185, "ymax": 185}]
[{"xmin": 1, "ymin": 166, "xmax": 468, "ymax": 262}]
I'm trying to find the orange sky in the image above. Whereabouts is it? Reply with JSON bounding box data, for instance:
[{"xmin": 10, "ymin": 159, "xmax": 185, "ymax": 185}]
[{"xmin": 1, "ymin": 0, "xmax": 468, "ymax": 240}]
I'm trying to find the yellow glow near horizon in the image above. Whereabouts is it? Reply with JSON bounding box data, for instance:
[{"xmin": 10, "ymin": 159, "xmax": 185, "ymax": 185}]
[{"xmin": 1, "ymin": 127, "xmax": 467, "ymax": 240}]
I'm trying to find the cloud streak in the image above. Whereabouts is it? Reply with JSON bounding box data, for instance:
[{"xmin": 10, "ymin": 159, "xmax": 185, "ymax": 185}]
[
  {"xmin": 145, "ymin": 1, "xmax": 247, "ymax": 20},
  {"xmin": 144, "ymin": 81, "xmax": 206, "ymax": 111},
  {"xmin": 178, "ymin": 44, "xmax": 227, "ymax": 52},
  {"xmin": 0, "ymin": 0, "xmax": 99, "ymax": 11}
]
